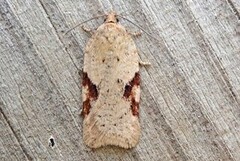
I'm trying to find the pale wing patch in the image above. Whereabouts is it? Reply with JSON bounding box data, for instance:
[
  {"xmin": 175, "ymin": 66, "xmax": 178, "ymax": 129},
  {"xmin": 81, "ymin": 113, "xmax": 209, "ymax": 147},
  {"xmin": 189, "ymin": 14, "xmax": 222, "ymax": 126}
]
[
  {"xmin": 133, "ymin": 86, "xmax": 140, "ymax": 102},
  {"xmin": 82, "ymin": 86, "xmax": 88, "ymax": 102}
]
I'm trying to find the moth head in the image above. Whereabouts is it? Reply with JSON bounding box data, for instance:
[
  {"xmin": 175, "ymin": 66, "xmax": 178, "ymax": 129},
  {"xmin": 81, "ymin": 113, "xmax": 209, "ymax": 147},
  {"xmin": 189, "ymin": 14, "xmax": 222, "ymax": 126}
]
[{"xmin": 104, "ymin": 11, "xmax": 119, "ymax": 23}]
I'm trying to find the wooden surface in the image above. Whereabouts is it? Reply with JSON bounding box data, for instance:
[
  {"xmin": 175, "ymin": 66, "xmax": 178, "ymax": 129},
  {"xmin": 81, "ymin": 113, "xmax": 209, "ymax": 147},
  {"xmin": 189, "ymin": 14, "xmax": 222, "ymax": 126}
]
[{"xmin": 0, "ymin": 0, "xmax": 239, "ymax": 160}]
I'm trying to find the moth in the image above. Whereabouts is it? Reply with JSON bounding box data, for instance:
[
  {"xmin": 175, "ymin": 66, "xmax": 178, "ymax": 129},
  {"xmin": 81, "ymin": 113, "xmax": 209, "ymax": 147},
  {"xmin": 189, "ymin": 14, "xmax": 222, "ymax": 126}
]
[{"xmin": 81, "ymin": 12, "xmax": 143, "ymax": 149}]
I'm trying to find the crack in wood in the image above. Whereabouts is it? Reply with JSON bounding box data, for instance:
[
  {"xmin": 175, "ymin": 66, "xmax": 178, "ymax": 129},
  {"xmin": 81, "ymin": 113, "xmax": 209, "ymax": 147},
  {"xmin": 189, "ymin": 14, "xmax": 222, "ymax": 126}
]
[{"xmin": 0, "ymin": 102, "xmax": 33, "ymax": 161}]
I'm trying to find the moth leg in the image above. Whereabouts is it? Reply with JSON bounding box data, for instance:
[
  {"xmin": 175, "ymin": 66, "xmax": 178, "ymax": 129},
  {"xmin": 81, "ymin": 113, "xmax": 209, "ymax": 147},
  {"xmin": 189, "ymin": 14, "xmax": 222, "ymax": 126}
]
[
  {"xmin": 138, "ymin": 56, "xmax": 151, "ymax": 66},
  {"xmin": 139, "ymin": 60, "xmax": 151, "ymax": 66},
  {"xmin": 82, "ymin": 25, "xmax": 94, "ymax": 35},
  {"xmin": 128, "ymin": 31, "xmax": 142, "ymax": 37}
]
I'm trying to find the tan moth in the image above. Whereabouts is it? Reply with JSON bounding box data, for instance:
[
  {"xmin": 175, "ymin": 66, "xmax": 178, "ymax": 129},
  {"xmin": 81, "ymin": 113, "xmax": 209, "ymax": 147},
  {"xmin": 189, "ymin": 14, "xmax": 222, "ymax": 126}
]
[{"xmin": 81, "ymin": 11, "xmax": 144, "ymax": 149}]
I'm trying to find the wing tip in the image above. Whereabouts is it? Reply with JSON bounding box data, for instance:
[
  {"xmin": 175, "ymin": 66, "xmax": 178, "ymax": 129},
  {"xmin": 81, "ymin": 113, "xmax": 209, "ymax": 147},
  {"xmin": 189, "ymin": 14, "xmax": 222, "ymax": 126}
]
[{"xmin": 83, "ymin": 125, "xmax": 140, "ymax": 149}]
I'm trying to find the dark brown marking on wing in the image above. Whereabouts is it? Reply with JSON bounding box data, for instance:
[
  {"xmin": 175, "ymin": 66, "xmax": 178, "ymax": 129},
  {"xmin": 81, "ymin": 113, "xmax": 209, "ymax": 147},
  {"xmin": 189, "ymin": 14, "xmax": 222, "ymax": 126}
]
[
  {"xmin": 123, "ymin": 72, "xmax": 140, "ymax": 116},
  {"xmin": 82, "ymin": 72, "xmax": 98, "ymax": 99},
  {"xmin": 123, "ymin": 72, "xmax": 140, "ymax": 98},
  {"xmin": 82, "ymin": 99, "xmax": 90, "ymax": 117},
  {"xmin": 131, "ymin": 98, "xmax": 139, "ymax": 116},
  {"xmin": 123, "ymin": 84, "xmax": 132, "ymax": 98},
  {"xmin": 82, "ymin": 72, "xmax": 98, "ymax": 117}
]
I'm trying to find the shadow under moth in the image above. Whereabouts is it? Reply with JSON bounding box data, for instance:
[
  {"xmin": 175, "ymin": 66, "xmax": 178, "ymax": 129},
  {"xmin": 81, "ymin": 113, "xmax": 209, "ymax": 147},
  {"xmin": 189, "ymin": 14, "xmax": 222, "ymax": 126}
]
[{"xmin": 81, "ymin": 12, "xmax": 146, "ymax": 149}]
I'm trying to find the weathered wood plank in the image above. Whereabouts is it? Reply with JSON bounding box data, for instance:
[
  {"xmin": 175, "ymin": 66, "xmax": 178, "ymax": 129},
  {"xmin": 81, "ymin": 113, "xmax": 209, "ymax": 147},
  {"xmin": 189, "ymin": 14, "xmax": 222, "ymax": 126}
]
[
  {"xmin": 0, "ymin": 0, "xmax": 239, "ymax": 160},
  {"xmin": 0, "ymin": 104, "xmax": 29, "ymax": 161}
]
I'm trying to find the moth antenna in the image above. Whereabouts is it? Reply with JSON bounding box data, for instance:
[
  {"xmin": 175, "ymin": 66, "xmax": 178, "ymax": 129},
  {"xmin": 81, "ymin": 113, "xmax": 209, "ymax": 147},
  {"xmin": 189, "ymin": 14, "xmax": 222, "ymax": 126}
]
[
  {"xmin": 119, "ymin": 10, "xmax": 131, "ymax": 17},
  {"xmin": 117, "ymin": 15, "xmax": 160, "ymax": 42},
  {"xmin": 64, "ymin": 14, "xmax": 106, "ymax": 36},
  {"xmin": 119, "ymin": 10, "xmax": 139, "ymax": 17}
]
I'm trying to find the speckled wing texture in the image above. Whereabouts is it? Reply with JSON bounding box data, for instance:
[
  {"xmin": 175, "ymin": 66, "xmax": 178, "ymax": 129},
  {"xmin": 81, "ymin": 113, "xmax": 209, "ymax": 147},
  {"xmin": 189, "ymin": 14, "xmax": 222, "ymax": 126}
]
[{"xmin": 82, "ymin": 13, "xmax": 140, "ymax": 149}]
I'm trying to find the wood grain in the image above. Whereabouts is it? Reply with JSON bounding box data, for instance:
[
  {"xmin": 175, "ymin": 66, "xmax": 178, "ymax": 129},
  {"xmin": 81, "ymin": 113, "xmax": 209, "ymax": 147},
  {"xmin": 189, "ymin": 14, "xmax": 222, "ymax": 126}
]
[{"xmin": 0, "ymin": 0, "xmax": 239, "ymax": 160}]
